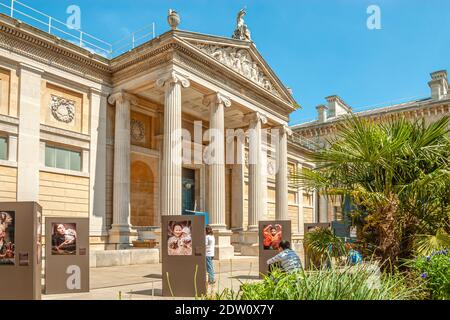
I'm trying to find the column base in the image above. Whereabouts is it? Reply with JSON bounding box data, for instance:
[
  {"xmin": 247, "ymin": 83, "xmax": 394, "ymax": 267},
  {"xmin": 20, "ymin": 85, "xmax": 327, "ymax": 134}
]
[
  {"xmin": 239, "ymin": 230, "xmax": 259, "ymax": 256},
  {"xmin": 212, "ymin": 228, "xmax": 235, "ymax": 260},
  {"xmin": 108, "ymin": 225, "xmax": 137, "ymax": 249},
  {"xmin": 231, "ymin": 229, "xmax": 243, "ymax": 252}
]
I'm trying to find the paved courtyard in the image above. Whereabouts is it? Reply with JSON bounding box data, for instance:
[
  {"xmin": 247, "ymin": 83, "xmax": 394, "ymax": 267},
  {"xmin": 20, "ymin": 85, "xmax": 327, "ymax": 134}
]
[{"xmin": 43, "ymin": 256, "xmax": 259, "ymax": 300}]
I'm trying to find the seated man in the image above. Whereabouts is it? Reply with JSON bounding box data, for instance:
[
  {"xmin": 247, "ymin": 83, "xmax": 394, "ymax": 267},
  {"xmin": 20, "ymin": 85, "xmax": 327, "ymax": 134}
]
[{"xmin": 267, "ymin": 240, "xmax": 303, "ymax": 273}]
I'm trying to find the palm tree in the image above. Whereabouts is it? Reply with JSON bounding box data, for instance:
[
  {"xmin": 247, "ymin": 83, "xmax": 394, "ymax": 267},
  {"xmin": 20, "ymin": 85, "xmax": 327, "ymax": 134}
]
[{"xmin": 291, "ymin": 116, "xmax": 450, "ymax": 268}]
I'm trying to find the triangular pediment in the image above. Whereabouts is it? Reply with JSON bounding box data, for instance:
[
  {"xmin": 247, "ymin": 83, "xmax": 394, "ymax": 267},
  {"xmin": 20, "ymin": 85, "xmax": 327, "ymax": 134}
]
[{"xmin": 175, "ymin": 32, "xmax": 295, "ymax": 105}]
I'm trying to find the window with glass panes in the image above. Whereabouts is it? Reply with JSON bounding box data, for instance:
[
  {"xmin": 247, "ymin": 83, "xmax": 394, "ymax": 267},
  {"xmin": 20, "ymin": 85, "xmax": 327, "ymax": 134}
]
[
  {"xmin": 0, "ymin": 136, "xmax": 6, "ymax": 160},
  {"xmin": 45, "ymin": 145, "xmax": 81, "ymax": 171}
]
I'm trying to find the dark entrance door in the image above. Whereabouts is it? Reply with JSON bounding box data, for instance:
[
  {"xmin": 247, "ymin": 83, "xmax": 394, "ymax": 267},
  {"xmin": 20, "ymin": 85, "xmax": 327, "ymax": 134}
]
[{"xmin": 182, "ymin": 168, "xmax": 195, "ymax": 215}]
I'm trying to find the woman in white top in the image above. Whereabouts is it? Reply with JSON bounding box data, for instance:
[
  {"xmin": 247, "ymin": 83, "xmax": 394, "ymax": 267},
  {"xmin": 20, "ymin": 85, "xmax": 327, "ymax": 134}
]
[{"xmin": 205, "ymin": 225, "xmax": 216, "ymax": 285}]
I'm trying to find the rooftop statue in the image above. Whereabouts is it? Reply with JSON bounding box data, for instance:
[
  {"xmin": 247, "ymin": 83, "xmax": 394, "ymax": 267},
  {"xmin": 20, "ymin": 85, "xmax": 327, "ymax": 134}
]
[{"xmin": 232, "ymin": 8, "xmax": 252, "ymax": 41}]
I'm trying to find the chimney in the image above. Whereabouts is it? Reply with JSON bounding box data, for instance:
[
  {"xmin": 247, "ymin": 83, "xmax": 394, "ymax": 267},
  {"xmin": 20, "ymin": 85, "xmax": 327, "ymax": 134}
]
[
  {"xmin": 316, "ymin": 105, "xmax": 328, "ymax": 123},
  {"xmin": 325, "ymin": 95, "xmax": 351, "ymax": 118},
  {"xmin": 429, "ymin": 70, "xmax": 448, "ymax": 100}
]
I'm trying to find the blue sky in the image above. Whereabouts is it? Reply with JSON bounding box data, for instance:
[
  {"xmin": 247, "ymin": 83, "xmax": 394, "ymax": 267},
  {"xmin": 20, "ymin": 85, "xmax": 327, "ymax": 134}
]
[{"xmin": 9, "ymin": 0, "xmax": 450, "ymax": 125}]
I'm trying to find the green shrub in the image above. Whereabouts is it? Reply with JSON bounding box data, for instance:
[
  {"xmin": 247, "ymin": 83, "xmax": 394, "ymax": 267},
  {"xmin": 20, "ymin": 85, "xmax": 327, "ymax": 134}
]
[
  {"xmin": 214, "ymin": 263, "xmax": 419, "ymax": 300},
  {"xmin": 412, "ymin": 249, "xmax": 450, "ymax": 300}
]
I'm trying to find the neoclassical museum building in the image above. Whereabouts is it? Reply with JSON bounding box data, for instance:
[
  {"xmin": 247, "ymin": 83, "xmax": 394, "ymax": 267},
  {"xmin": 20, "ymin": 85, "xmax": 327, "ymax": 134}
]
[{"xmin": 0, "ymin": 9, "xmax": 318, "ymax": 260}]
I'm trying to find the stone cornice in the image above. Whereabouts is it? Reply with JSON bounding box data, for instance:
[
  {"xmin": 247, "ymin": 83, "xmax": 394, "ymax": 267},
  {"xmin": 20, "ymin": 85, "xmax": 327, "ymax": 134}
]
[
  {"xmin": 0, "ymin": 15, "xmax": 111, "ymax": 82},
  {"xmin": 294, "ymin": 100, "xmax": 450, "ymax": 137},
  {"xmin": 0, "ymin": 15, "xmax": 297, "ymax": 121},
  {"xmin": 173, "ymin": 48, "xmax": 291, "ymax": 121}
]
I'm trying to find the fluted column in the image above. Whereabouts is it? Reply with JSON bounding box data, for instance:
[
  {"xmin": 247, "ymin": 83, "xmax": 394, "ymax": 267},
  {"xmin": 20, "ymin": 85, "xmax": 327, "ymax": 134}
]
[
  {"xmin": 108, "ymin": 91, "xmax": 137, "ymax": 246},
  {"xmin": 319, "ymin": 195, "xmax": 328, "ymax": 223},
  {"xmin": 275, "ymin": 125, "xmax": 292, "ymax": 220},
  {"xmin": 203, "ymin": 92, "xmax": 231, "ymax": 229},
  {"xmin": 156, "ymin": 72, "xmax": 190, "ymax": 216},
  {"xmin": 246, "ymin": 112, "xmax": 267, "ymax": 231}
]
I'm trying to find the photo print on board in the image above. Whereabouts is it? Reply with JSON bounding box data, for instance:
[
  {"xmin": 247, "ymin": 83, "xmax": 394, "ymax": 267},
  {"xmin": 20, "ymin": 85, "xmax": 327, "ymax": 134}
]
[
  {"xmin": 262, "ymin": 224, "xmax": 283, "ymax": 250},
  {"xmin": 0, "ymin": 211, "xmax": 15, "ymax": 265},
  {"xmin": 167, "ymin": 221, "xmax": 192, "ymax": 256},
  {"xmin": 51, "ymin": 223, "xmax": 77, "ymax": 255}
]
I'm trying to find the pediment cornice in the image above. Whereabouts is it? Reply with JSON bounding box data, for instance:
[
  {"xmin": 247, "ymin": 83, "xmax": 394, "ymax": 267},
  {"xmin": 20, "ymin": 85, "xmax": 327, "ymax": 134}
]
[{"xmin": 173, "ymin": 32, "xmax": 296, "ymax": 106}]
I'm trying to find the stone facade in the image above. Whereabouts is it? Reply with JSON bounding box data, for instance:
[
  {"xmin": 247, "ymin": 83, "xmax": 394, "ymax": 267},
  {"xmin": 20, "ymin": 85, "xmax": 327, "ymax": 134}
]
[{"xmin": 0, "ymin": 13, "xmax": 316, "ymax": 259}]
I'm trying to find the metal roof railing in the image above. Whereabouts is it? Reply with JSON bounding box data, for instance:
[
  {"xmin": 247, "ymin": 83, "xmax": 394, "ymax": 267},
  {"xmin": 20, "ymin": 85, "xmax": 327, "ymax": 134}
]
[
  {"xmin": 0, "ymin": 0, "xmax": 156, "ymax": 58},
  {"xmin": 289, "ymin": 133, "xmax": 324, "ymax": 151}
]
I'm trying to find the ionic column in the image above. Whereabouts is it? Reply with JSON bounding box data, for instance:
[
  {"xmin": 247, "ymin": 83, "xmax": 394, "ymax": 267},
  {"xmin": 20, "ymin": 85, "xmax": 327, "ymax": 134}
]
[
  {"xmin": 319, "ymin": 195, "xmax": 328, "ymax": 223},
  {"xmin": 156, "ymin": 72, "xmax": 190, "ymax": 216},
  {"xmin": 203, "ymin": 92, "xmax": 231, "ymax": 229},
  {"xmin": 246, "ymin": 112, "xmax": 268, "ymax": 231},
  {"xmin": 275, "ymin": 125, "xmax": 292, "ymax": 220},
  {"xmin": 230, "ymin": 130, "xmax": 246, "ymax": 230},
  {"xmin": 108, "ymin": 91, "xmax": 137, "ymax": 246}
]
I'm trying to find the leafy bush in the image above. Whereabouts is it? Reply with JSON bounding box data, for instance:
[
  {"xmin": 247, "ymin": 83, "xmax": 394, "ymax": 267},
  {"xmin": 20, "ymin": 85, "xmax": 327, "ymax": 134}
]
[
  {"xmin": 304, "ymin": 227, "xmax": 347, "ymax": 268},
  {"xmin": 412, "ymin": 249, "xmax": 450, "ymax": 300},
  {"xmin": 212, "ymin": 264, "xmax": 419, "ymax": 300}
]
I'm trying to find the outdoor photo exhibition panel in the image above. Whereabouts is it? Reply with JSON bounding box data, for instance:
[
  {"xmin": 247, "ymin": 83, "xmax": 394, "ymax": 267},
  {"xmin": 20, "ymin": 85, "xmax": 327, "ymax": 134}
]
[
  {"xmin": 45, "ymin": 217, "xmax": 89, "ymax": 294},
  {"xmin": 162, "ymin": 215, "xmax": 206, "ymax": 297},
  {"xmin": 259, "ymin": 220, "xmax": 292, "ymax": 277},
  {"xmin": 0, "ymin": 202, "xmax": 42, "ymax": 300}
]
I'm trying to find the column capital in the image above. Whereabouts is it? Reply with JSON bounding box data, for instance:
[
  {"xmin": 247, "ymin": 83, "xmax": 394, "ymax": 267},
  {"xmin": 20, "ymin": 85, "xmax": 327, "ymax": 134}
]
[
  {"xmin": 202, "ymin": 92, "xmax": 231, "ymax": 108},
  {"xmin": 90, "ymin": 87, "xmax": 110, "ymax": 97},
  {"xmin": 274, "ymin": 124, "xmax": 293, "ymax": 136},
  {"xmin": 245, "ymin": 111, "xmax": 268, "ymax": 126},
  {"xmin": 156, "ymin": 71, "xmax": 190, "ymax": 88},
  {"xmin": 107, "ymin": 90, "xmax": 138, "ymax": 106}
]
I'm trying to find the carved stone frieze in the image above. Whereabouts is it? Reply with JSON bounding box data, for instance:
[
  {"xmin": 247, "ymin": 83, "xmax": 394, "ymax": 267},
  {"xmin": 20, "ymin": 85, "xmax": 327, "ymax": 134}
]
[
  {"xmin": 50, "ymin": 95, "xmax": 75, "ymax": 123},
  {"xmin": 130, "ymin": 119, "xmax": 145, "ymax": 142},
  {"xmin": 194, "ymin": 43, "xmax": 281, "ymax": 97}
]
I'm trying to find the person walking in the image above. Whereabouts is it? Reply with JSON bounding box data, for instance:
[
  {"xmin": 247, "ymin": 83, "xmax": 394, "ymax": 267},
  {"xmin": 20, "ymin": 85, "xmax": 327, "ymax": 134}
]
[
  {"xmin": 267, "ymin": 240, "xmax": 303, "ymax": 273},
  {"xmin": 205, "ymin": 225, "xmax": 216, "ymax": 286}
]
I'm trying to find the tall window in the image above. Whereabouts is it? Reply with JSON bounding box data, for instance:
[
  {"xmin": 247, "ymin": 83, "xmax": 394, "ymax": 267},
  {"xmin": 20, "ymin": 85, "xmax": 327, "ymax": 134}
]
[
  {"xmin": 0, "ymin": 136, "xmax": 6, "ymax": 160},
  {"xmin": 45, "ymin": 145, "xmax": 81, "ymax": 172}
]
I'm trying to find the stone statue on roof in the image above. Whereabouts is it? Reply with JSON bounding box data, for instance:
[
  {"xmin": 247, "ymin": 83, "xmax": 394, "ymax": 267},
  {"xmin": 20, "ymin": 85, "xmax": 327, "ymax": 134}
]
[{"xmin": 232, "ymin": 8, "xmax": 252, "ymax": 41}]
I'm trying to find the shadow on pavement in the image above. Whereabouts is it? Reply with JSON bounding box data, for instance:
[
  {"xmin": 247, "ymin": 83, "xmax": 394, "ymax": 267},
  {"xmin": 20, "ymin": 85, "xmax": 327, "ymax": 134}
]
[
  {"xmin": 127, "ymin": 288, "xmax": 163, "ymax": 297},
  {"xmin": 144, "ymin": 274, "xmax": 162, "ymax": 279}
]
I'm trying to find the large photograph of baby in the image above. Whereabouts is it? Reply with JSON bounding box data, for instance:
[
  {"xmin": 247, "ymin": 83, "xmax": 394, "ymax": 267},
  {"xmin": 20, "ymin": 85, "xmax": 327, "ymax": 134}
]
[
  {"xmin": 0, "ymin": 211, "xmax": 15, "ymax": 265},
  {"xmin": 167, "ymin": 221, "xmax": 192, "ymax": 256},
  {"xmin": 51, "ymin": 223, "xmax": 77, "ymax": 255}
]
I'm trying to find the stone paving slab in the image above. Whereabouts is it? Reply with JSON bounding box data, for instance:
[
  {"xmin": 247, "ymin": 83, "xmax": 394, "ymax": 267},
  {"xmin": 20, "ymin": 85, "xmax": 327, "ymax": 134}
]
[{"xmin": 43, "ymin": 257, "xmax": 259, "ymax": 300}]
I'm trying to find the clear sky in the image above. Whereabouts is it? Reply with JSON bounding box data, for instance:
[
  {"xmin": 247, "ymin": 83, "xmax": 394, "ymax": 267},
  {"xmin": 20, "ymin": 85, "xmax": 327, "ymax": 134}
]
[{"xmin": 9, "ymin": 0, "xmax": 450, "ymax": 125}]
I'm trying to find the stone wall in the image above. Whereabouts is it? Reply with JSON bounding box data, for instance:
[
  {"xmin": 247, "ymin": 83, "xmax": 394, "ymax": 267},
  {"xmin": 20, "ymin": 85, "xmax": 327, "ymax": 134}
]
[
  {"xmin": 0, "ymin": 67, "xmax": 18, "ymax": 117},
  {"xmin": 39, "ymin": 171, "xmax": 89, "ymax": 218},
  {"xmin": 0, "ymin": 166, "xmax": 16, "ymax": 201}
]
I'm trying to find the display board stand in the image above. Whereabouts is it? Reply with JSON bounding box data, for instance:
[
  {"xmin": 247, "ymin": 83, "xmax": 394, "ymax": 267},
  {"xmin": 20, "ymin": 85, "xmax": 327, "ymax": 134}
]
[
  {"xmin": 258, "ymin": 220, "xmax": 292, "ymax": 278},
  {"xmin": 161, "ymin": 215, "xmax": 206, "ymax": 297},
  {"xmin": 0, "ymin": 202, "xmax": 42, "ymax": 300},
  {"xmin": 45, "ymin": 217, "xmax": 89, "ymax": 294}
]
